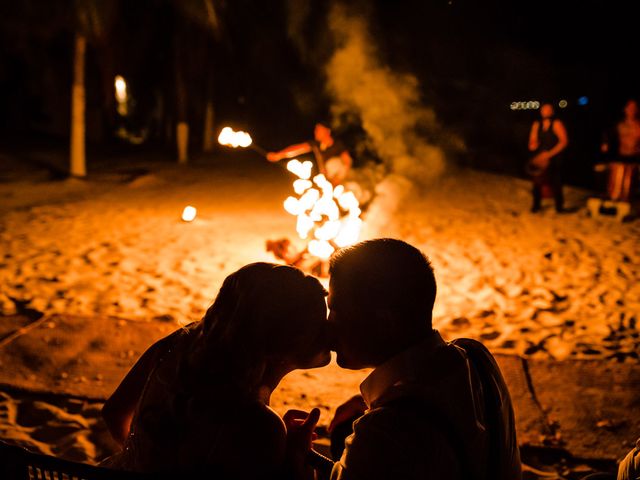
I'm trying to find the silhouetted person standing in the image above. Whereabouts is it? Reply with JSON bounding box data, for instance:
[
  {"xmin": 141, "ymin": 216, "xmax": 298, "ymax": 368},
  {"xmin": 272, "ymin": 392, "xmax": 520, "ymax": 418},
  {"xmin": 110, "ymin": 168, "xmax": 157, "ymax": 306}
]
[
  {"xmin": 601, "ymin": 99, "xmax": 640, "ymax": 202},
  {"xmin": 528, "ymin": 103, "xmax": 569, "ymax": 213}
]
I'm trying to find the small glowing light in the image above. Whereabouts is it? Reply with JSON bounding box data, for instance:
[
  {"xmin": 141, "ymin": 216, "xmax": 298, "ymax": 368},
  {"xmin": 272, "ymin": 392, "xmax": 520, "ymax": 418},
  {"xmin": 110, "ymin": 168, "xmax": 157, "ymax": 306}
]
[
  {"xmin": 293, "ymin": 179, "xmax": 312, "ymax": 195},
  {"xmin": 510, "ymin": 100, "xmax": 540, "ymax": 111},
  {"xmin": 558, "ymin": 99, "xmax": 568, "ymax": 108},
  {"xmin": 334, "ymin": 217, "xmax": 363, "ymax": 247},
  {"xmin": 308, "ymin": 239, "xmax": 335, "ymax": 259},
  {"xmin": 296, "ymin": 214, "xmax": 315, "ymax": 239},
  {"xmin": 181, "ymin": 205, "xmax": 197, "ymax": 222},
  {"xmin": 114, "ymin": 75, "xmax": 128, "ymax": 116},
  {"xmin": 315, "ymin": 220, "xmax": 341, "ymax": 241},
  {"xmin": 286, "ymin": 160, "xmax": 313, "ymax": 180},
  {"xmin": 114, "ymin": 76, "xmax": 127, "ymax": 102},
  {"xmin": 298, "ymin": 188, "xmax": 320, "ymax": 211},
  {"xmin": 217, "ymin": 127, "xmax": 252, "ymax": 148},
  {"xmin": 578, "ymin": 96, "xmax": 589, "ymax": 106},
  {"xmin": 284, "ymin": 197, "xmax": 300, "ymax": 215},
  {"xmin": 337, "ymin": 191, "xmax": 359, "ymax": 212}
]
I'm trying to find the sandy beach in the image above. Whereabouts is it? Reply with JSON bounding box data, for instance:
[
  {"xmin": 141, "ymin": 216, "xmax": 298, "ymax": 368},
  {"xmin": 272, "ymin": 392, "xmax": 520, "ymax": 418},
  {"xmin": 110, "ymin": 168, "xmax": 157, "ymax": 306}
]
[{"xmin": 1, "ymin": 153, "xmax": 638, "ymax": 475}]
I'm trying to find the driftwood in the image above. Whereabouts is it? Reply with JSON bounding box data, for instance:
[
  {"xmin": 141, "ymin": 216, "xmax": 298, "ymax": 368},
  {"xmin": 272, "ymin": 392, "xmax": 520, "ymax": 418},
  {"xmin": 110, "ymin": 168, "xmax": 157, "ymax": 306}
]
[{"xmin": 266, "ymin": 238, "xmax": 330, "ymax": 277}]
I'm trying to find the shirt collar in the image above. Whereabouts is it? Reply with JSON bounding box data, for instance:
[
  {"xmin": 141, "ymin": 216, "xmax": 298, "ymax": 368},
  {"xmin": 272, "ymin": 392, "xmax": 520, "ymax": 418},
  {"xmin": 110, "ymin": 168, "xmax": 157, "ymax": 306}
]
[{"xmin": 360, "ymin": 330, "xmax": 446, "ymax": 408}]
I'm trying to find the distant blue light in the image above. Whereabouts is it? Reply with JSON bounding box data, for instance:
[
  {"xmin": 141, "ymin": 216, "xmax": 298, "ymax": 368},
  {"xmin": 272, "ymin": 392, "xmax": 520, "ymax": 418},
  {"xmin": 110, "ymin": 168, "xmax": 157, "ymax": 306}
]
[{"xmin": 578, "ymin": 96, "xmax": 589, "ymax": 106}]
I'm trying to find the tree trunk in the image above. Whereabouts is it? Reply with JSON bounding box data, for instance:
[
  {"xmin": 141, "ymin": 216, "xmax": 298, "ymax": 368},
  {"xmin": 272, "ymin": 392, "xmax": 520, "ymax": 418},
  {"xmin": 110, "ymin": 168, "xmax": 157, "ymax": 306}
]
[
  {"xmin": 99, "ymin": 44, "xmax": 116, "ymax": 142},
  {"xmin": 202, "ymin": 43, "xmax": 215, "ymax": 153},
  {"xmin": 175, "ymin": 25, "xmax": 188, "ymax": 164},
  {"xmin": 70, "ymin": 32, "xmax": 87, "ymax": 177},
  {"xmin": 202, "ymin": 100, "xmax": 215, "ymax": 153}
]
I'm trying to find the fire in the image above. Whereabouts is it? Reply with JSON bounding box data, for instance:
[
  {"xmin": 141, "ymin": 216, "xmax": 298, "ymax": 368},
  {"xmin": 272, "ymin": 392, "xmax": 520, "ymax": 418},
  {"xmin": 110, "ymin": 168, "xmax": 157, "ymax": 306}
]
[
  {"xmin": 181, "ymin": 205, "xmax": 197, "ymax": 222},
  {"xmin": 114, "ymin": 75, "xmax": 128, "ymax": 116},
  {"xmin": 286, "ymin": 160, "xmax": 313, "ymax": 179},
  {"xmin": 283, "ymin": 160, "xmax": 362, "ymax": 259},
  {"xmin": 114, "ymin": 76, "xmax": 127, "ymax": 102},
  {"xmin": 218, "ymin": 127, "xmax": 252, "ymax": 148}
]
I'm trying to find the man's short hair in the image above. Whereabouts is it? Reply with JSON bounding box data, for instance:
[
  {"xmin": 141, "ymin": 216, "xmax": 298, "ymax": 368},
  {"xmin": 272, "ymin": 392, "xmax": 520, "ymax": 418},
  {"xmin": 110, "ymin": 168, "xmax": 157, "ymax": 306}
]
[{"xmin": 329, "ymin": 238, "xmax": 436, "ymax": 328}]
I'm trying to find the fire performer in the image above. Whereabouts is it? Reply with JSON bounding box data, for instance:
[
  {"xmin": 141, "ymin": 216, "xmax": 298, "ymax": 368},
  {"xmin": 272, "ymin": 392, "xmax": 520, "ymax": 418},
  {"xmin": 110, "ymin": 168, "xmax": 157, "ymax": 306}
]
[
  {"xmin": 267, "ymin": 123, "xmax": 353, "ymax": 187},
  {"xmin": 527, "ymin": 103, "xmax": 569, "ymax": 213}
]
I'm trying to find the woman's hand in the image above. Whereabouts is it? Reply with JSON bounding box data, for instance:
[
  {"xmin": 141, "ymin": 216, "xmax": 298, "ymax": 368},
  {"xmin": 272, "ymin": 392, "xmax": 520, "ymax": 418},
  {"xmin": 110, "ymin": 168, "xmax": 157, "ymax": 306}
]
[{"xmin": 283, "ymin": 408, "xmax": 321, "ymax": 479}]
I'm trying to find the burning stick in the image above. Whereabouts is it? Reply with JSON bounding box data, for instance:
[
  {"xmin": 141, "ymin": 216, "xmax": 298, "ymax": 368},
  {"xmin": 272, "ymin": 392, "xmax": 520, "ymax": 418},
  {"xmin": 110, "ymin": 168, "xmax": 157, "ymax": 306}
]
[
  {"xmin": 217, "ymin": 125, "xmax": 363, "ymax": 272},
  {"xmin": 217, "ymin": 127, "xmax": 267, "ymax": 156}
]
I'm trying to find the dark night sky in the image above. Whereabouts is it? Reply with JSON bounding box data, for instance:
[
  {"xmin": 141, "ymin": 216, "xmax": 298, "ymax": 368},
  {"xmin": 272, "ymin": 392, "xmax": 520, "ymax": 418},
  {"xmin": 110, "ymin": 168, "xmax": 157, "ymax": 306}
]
[{"xmin": 0, "ymin": 0, "xmax": 637, "ymax": 185}]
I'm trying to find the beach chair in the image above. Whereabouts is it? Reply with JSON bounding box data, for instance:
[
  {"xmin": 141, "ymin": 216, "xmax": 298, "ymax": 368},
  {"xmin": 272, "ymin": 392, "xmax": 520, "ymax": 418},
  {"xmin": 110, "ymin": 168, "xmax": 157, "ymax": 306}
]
[{"xmin": 0, "ymin": 440, "xmax": 150, "ymax": 480}]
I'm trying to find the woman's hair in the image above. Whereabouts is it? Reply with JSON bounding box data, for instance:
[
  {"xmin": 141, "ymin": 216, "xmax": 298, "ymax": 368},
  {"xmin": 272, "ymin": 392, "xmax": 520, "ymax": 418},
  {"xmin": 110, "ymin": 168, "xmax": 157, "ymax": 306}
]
[{"xmin": 184, "ymin": 263, "xmax": 327, "ymax": 393}]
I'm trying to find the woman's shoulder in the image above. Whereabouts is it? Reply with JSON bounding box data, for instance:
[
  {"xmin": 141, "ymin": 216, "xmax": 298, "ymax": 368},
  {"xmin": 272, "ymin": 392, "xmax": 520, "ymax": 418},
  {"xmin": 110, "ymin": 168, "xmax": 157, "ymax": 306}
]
[{"xmin": 241, "ymin": 402, "xmax": 287, "ymax": 446}]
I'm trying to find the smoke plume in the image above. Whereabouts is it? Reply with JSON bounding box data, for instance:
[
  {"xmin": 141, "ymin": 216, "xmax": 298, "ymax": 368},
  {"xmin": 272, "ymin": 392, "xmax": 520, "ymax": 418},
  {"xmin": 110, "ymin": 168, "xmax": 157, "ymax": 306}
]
[{"xmin": 326, "ymin": 3, "xmax": 447, "ymax": 185}]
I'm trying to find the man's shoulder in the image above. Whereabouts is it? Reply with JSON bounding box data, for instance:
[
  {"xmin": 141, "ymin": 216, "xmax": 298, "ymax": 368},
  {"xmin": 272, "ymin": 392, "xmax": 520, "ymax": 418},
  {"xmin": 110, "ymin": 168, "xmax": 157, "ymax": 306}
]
[
  {"xmin": 450, "ymin": 337, "xmax": 498, "ymax": 362},
  {"xmin": 354, "ymin": 402, "xmax": 453, "ymax": 444},
  {"xmin": 338, "ymin": 404, "xmax": 461, "ymax": 480}
]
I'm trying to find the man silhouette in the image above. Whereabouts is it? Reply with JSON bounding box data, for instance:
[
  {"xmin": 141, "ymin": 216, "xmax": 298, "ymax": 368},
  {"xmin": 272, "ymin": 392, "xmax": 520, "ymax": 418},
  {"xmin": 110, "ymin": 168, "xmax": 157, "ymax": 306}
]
[{"xmin": 321, "ymin": 238, "xmax": 522, "ymax": 480}]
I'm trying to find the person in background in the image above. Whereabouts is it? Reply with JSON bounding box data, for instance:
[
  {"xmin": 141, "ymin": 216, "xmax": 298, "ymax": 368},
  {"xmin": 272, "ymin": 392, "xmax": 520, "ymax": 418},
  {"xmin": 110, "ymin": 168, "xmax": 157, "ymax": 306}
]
[
  {"xmin": 267, "ymin": 123, "xmax": 353, "ymax": 187},
  {"xmin": 527, "ymin": 103, "xmax": 569, "ymax": 213},
  {"xmin": 600, "ymin": 99, "xmax": 640, "ymax": 202}
]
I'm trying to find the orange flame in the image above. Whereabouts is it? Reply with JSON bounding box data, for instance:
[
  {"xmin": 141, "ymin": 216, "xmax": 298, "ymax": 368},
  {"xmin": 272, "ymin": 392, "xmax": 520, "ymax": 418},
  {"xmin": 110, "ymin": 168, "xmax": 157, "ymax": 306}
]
[
  {"xmin": 181, "ymin": 205, "xmax": 197, "ymax": 222},
  {"xmin": 218, "ymin": 127, "xmax": 252, "ymax": 148},
  {"xmin": 283, "ymin": 160, "xmax": 362, "ymax": 259}
]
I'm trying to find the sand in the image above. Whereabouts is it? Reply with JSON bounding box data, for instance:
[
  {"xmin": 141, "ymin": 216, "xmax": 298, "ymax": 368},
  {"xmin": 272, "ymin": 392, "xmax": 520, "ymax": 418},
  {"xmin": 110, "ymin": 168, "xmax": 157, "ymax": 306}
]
[{"xmin": 1, "ymin": 152, "xmax": 638, "ymax": 474}]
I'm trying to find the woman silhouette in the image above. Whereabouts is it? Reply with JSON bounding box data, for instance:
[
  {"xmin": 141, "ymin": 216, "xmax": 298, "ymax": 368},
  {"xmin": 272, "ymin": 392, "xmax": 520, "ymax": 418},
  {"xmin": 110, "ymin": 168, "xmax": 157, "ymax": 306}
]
[{"xmin": 101, "ymin": 263, "xmax": 330, "ymax": 477}]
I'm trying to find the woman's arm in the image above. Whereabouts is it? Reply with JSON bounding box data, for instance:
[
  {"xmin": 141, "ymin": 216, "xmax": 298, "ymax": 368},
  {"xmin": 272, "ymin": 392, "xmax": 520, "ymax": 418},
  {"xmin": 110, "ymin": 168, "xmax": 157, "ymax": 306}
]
[{"xmin": 101, "ymin": 328, "xmax": 185, "ymax": 445}]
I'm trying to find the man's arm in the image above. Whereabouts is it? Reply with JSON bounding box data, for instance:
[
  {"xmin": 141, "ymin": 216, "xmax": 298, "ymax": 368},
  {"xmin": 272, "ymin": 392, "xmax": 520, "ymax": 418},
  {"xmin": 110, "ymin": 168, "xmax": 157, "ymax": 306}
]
[
  {"xmin": 331, "ymin": 408, "xmax": 461, "ymax": 480},
  {"xmin": 267, "ymin": 142, "xmax": 313, "ymax": 162},
  {"xmin": 528, "ymin": 121, "xmax": 540, "ymax": 152}
]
